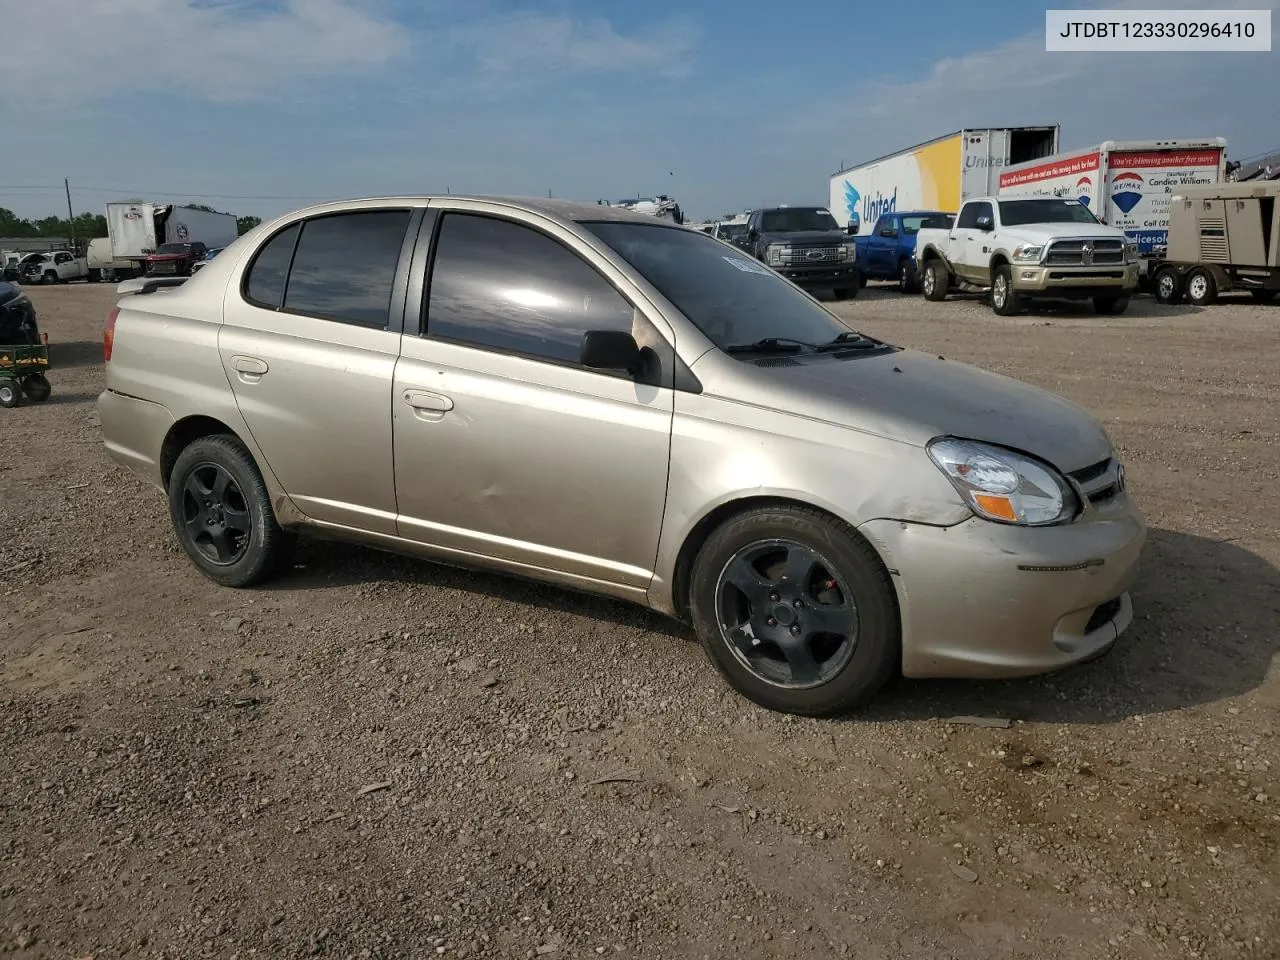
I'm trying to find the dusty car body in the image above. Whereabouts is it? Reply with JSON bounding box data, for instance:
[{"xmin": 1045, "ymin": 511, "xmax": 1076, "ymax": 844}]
[{"xmin": 98, "ymin": 195, "xmax": 1146, "ymax": 715}]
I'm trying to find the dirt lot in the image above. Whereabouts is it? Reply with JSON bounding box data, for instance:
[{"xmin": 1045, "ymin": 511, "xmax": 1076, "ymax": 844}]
[{"xmin": 1, "ymin": 281, "xmax": 1277, "ymax": 960}]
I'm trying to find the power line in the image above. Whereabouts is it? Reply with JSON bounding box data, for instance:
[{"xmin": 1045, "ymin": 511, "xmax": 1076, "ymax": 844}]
[{"xmin": 1, "ymin": 181, "xmax": 327, "ymax": 201}]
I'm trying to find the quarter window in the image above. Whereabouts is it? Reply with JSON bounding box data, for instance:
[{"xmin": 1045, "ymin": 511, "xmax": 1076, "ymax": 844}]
[
  {"xmin": 425, "ymin": 213, "xmax": 636, "ymax": 366},
  {"xmin": 244, "ymin": 223, "xmax": 300, "ymax": 309},
  {"xmin": 282, "ymin": 211, "xmax": 411, "ymax": 329}
]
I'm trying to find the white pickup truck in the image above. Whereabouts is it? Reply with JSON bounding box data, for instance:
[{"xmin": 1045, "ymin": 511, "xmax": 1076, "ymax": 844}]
[
  {"xmin": 914, "ymin": 196, "xmax": 1140, "ymax": 315},
  {"xmin": 19, "ymin": 250, "xmax": 90, "ymax": 284}
]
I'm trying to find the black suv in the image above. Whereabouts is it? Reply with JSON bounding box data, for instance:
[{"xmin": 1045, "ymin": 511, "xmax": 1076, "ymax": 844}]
[{"xmin": 741, "ymin": 206, "xmax": 861, "ymax": 299}]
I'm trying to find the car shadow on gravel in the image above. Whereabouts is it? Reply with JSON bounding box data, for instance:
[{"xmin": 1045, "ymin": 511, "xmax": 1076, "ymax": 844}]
[
  {"xmin": 864, "ymin": 528, "xmax": 1279, "ymax": 725},
  {"xmin": 278, "ymin": 537, "xmax": 696, "ymax": 641},
  {"xmin": 50, "ymin": 340, "xmax": 103, "ymax": 369}
]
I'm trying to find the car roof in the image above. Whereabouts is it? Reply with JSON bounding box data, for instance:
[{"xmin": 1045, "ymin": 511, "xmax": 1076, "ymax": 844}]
[{"xmin": 283, "ymin": 194, "xmax": 683, "ymax": 228}]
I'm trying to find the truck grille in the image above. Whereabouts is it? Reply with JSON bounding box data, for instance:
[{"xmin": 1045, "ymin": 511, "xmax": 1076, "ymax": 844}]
[
  {"xmin": 1043, "ymin": 239, "xmax": 1125, "ymax": 266},
  {"xmin": 150, "ymin": 261, "xmax": 177, "ymax": 274},
  {"xmin": 787, "ymin": 245, "xmax": 842, "ymax": 264}
]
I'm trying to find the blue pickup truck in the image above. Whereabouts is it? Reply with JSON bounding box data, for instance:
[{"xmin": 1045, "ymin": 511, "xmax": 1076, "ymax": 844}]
[{"xmin": 852, "ymin": 210, "xmax": 954, "ymax": 293}]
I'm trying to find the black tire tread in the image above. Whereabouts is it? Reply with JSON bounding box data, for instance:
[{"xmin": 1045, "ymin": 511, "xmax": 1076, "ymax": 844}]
[
  {"xmin": 923, "ymin": 260, "xmax": 949, "ymax": 301},
  {"xmin": 688, "ymin": 503, "xmax": 900, "ymax": 717},
  {"xmin": 168, "ymin": 433, "xmax": 294, "ymax": 588}
]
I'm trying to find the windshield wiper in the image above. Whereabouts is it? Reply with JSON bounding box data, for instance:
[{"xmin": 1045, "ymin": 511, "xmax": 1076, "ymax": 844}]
[
  {"xmin": 813, "ymin": 331, "xmax": 881, "ymax": 352},
  {"xmin": 724, "ymin": 337, "xmax": 814, "ymax": 354}
]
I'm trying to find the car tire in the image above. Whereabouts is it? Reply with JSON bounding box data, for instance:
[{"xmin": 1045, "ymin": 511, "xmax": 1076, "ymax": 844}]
[
  {"xmin": 21, "ymin": 374, "xmax": 51, "ymax": 402},
  {"xmin": 1153, "ymin": 267, "xmax": 1183, "ymax": 305},
  {"xmin": 168, "ymin": 434, "xmax": 295, "ymax": 588},
  {"xmin": 688, "ymin": 505, "xmax": 900, "ymax": 717},
  {"xmin": 1250, "ymin": 289, "xmax": 1277, "ymax": 304},
  {"xmin": 43, "ymin": 270, "xmax": 59, "ymax": 285},
  {"xmin": 0, "ymin": 380, "xmax": 21, "ymax": 408},
  {"xmin": 1185, "ymin": 267, "xmax": 1218, "ymax": 307},
  {"xmin": 922, "ymin": 261, "xmax": 949, "ymax": 301},
  {"xmin": 898, "ymin": 259, "xmax": 918, "ymax": 294},
  {"xmin": 1094, "ymin": 296, "xmax": 1130, "ymax": 316},
  {"xmin": 858, "ymin": 272, "xmax": 868, "ymax": 289},
  {"xmin": 990, "ymin": 264, "xmax": 1020, "ymax": 316}
]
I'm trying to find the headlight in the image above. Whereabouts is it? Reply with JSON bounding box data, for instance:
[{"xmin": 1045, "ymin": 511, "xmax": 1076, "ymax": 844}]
[
  {"xmin": 765, "ymin": 244, "xmax": 791, "ymax": 266},
  {"xmin": 1124, "ymin": 241, "xmax": 1139, "ymax": 262},
  {"xmin": 927, "ymin": 437, "xmax": 1079, "ymax": 526},
  {"xmin": 839, "ymin": 243, "xmax": 856, "ymax": 262},
  {"xmin": 1011, "ymin": 244, "xmax": 1043, "ymax": 263}
]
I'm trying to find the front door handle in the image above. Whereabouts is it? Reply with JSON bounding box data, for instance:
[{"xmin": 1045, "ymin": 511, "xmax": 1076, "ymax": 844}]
[
  {"xmin": 403, "ymin": 389, "xmax": 454, "ymax": 421},
  {"xmin": 230, "ymin": 355, "xmax": 268, "ymax": 383}
]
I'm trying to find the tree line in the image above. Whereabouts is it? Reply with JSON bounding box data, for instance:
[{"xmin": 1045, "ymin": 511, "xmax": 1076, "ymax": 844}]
[{"xmin": 0, "ymin": 203, "xmax": 261, "ymax": 240}]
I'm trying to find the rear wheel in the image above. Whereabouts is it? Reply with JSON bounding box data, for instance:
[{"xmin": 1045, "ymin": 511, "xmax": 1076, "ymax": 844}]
[
  {"xmin": 922, "ymin": 260, "xmax": 949, "ymax": 301},
  {"xmin": 1185, "ymin": 268, "xmax": 1218, "ymax": 306},
  {"xmin": 168, "ymin": 434, "xmax": 295, "ymax": 588},
  {"xmin": 898, "ymin": 258, "xmax": 918, "ymax": 293},
  {"xmin": 1094, "ymin": 296, "xmax": 1130, "ymax": 316},
  {"xmin": 688, "ymin": 505, "xmax": 899, "ymax": 716},
  {"xmin": 1250, "ymin": 289, "xmax": 1277, "ymax": 304},
  {"xmin": 1153, "ymin": 267, "xmax": 1183, "ymax": 305},
  {"xmin": 990, "ymin": 264, "xmax": 1020, "ymax": 316},
  {"xmin": 0, "ymin": 380, "xmax": 21, "ymax": 408},
  {"xmin": 20, "ymin": 374, "xmax": 50, "ymax": 402},
  {"xmin": 87, "ymin": 269, "xmax": 102, "ymax": 283}
]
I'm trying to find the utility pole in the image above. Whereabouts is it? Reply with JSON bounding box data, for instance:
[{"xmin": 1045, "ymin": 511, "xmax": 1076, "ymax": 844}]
[{"xmin": 64, "ymin": 178, "xmax": 78, "ymax": 250}]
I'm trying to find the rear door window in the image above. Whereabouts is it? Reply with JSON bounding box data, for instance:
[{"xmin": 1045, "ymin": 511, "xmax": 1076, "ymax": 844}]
[{"xmin": 244, "ymin": 223, "xmax": 300, "ymax": 309}]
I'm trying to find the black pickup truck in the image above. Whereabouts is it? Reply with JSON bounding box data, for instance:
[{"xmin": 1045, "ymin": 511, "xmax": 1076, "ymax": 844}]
[{"xmin": 741, "ymin": 206, "xmax": 861, "ymax": 299}]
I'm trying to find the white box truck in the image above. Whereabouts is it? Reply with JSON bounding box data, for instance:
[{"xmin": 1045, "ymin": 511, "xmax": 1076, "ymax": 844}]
[
  {"xmin": 105, "ymin": 202, "xmax": 238, "ymax": 274},
  {"xmin": 828, "ymin": 126, "xmax": 1061, "ymax": 231},
  {"xmin": 996, "ymin": 139, "xmax": 1228, "ymax": 270}
]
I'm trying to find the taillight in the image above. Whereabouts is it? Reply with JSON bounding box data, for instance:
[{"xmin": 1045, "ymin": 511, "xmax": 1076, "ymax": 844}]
[{"xmin": 104, "ymin": 307, "xmax": 120, "ymax": 362}]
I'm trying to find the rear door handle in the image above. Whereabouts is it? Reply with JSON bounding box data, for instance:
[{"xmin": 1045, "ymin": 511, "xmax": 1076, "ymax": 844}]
[
  {"xmin": 403, "ymin": 389, "xmax": 454, "ymax": 421},
  {"xmin": 230, "ymin": 355, "xmax": 268, "ymax": 383}
]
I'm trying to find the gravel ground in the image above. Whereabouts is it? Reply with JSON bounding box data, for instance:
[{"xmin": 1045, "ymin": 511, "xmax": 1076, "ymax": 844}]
[{"xmin": 1, "ymin": 281, "xmax": 1277, "ymax": 960}]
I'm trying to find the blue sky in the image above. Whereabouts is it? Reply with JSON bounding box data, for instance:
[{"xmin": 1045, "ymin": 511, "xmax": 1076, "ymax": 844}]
[{"xmin": 1, "ymin": 0, "xmax": 1277, "ymax": 223}]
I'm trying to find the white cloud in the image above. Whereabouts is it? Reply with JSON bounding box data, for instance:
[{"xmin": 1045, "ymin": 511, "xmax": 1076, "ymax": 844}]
[{"xmin": 0, "ymin": 0, "xmax": 410, "ymax": 101}]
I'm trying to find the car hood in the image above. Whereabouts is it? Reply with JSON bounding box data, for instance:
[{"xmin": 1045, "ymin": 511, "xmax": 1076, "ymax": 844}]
[
  {"xmin": 999, "ymin": 222, "xmax": 1127, "ymax": 244},
  {"xmin": 761, "ymin": 230, "xmax": 848, "ymax": 245},
  {"xmin": 732, "ymin": 347, "xmax": 1111, "ymax": 474}
]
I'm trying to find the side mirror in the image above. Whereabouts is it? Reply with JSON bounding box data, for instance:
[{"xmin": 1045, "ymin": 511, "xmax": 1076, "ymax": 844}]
[
  {"xmin": 975, "ymin": 215, "xmax": 994, "ymax": 231},
  {"xmin": 581, "ymin": 330, "xmax": 641, "ymax": 374},
  {"xmin": 846, "ymin": 222, "xmax": 859, "ymax": 235}
]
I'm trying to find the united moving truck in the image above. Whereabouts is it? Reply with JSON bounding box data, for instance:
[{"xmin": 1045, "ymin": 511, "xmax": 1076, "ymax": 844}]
[
  {"xmin": 996, "ymin": 138, "xmax": 1228, "ymax": 271},
  {"xmin": 828, "ymin": 126, "xmax": 1060, "ymax": 231}
]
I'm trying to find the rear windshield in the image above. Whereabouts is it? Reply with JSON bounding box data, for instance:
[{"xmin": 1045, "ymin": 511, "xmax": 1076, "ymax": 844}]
[
  {"xmin": 902, "ymin": 214, "xmax": 953, "ymax": 233},
  {"xmin": 760, "ymin": 209, "xmax": 840, "ymax": 233},
  {"xmin": 156, "ymin": 243, "xmax": 192, "ymax": 254},
  {"xmin": 998, "ymin": 199, "xmax": 1100, "ymax": 226}
]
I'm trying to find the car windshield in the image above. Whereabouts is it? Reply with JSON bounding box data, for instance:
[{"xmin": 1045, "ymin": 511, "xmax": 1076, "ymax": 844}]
[
  {"xmin": 157, "ymin": 243, "xmax": 192, "ymax": 254},
  {"xmin": 583, "ymin": 221, "xmax": 857, "ymax": 350},
  {"xmin": 998, "ymin": 199, "xmax": 1100, "ymax": 226},
  {"xmin": 760, "ymin": 209, "xmax": 840, "ymax": 233},
  {"xmin": 901, "ymin": 214, "xmax": 953, "ymax": 234}
]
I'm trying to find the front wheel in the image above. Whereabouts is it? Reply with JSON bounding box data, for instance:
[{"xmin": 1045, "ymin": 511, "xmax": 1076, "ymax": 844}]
[
  {"xmin": 688, "ymin": 506, "xmax": 900, "ymax": 716},
  {"xmin": 922, "ymin": 261, "xmax": 949, "ymax": 301},
  {"xmin": 1094, "ymin": 296, "xmax": 1130, "ymax": 316},
  {"xmin": 168, "ymin": 434, "xmax": 295, "ymax": 588},
  {"xmin": 898, "ymin": 259, "xmax": 918, "ymax": 294},
  {"xmin": 43, "ymin": 270, "xmax": 59, "ymax": 285},
  {"xmin": 990, "ymin": 264, "xmax": 1020, "ymax": 316},
  {"xmin": 21, "ymin": 374, "xmax": 50, "ymax": 402},
  {"xmin": 1186, "ymin": 267, "xmax": 1218, "ymax": 307},
  {"xmin": 1153, "ymin": 267, "xmax": 1183, "ymax": 305}
]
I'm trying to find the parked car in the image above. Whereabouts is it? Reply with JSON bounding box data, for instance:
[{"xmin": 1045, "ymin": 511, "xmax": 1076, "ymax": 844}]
[
  {"xmin": 190, "ymin": 246, "xmax": 226, "ymax": 275},
  {"xmin": 20, "ymin": 250, "xmax": 89, "ymax": 284},
  {"xmin": 852, "ymin": 211, "xmax": 954, "ymax": 292},
  {"xmin": 145, "ymin": 241, "xmax": 208, "ymax": 277},
  {"xmin": 740, "ymin": 206, "xmax": 861, "ymax": 299},
  {"xmin": 915, "ymin": 196, "xmax": 1140, "ymax": 315},
  {"xmin": 99, "ymin": 195, "xmax": 1145, "ymax": 716}
]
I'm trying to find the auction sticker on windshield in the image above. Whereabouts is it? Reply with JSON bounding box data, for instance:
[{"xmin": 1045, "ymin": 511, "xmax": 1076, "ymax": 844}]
[{"xmin": 722, "ymin": 256, "xmax": 773, "ymax": 276}]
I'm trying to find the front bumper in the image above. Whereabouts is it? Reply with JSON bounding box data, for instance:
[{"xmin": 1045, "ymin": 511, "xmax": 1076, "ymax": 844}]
[
  {"xmin": 1012, "ymin": 263, "xmax": 1139, "ymax": 297},
  {"xmin": 859, "ymin": 499, "xmax": 1146, "ymax": 679},
  {"xmin": 775, "ymin": 263, "xmax": 860, "ymax": 289}
]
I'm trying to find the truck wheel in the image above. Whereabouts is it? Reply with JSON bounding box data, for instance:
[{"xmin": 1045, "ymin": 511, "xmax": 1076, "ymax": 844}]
[
  {"xmin": 0, "ymin": 380, "xmax": 21, "ymax": 408},
  {"xmin": 87, "ymin": 269, "xmax": 102, "ymax": 284},
  {"xmin": 898, "ymin": 259, "xmax": 918, "ymax": 294},
  {"xmin": 1250, "ymin": 289, "xmax": 1277, "ymax": 304},
  {"xmin": 1094, "ymin": 296, "xmax": 1130, "ymax": 316},
  {"xmin": 43, "ymin": 270, "xmax": 59, "ymax": 285},
  {"xmin": 1153, "ymin": 267, "xmax": 1183, "ymax": 305},
  {"xmin": 922, "ymin": 261, "xmax": 949, "ymax": 301},
  {"xmin": 858, "ymin": 272, "xmax": 868, "ymax": 288},
  {"xmin": 1185, "ymin": 268, "xmax": 1218, "ymax": 307},
  {"xmin": 990, "ymin": 265, "xmax": 1020, "ymax": 316}
]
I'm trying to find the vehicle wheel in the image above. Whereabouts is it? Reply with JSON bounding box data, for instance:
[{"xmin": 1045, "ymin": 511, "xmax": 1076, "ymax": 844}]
[
  {"xmin": 858, "ymin": 272, "xmax": 868, "ymax": 288},
  {"xmin": 1185, "ymin": 268, "xmax": 1218, "ymax": 306},
  {"xmin": 1094, "ymin": 296, "xmax": 1130, "ymax": 316},
  {"xmin": 87, "ymin": 269, "xmax": 101, "ymax": 283},
  {"xmin": 168, "ymin": 434, "xmax": 295, "ymax": 588},
  {"xmin": 43, "ymin": 270, "xmax": 59, "ymax": 285},
  {"xmin": 922, "ymin": 261, "xmax": 949, "ymax": 301},
  {"xmin": 1153, "ymin": 267, "xmax": 1183, "ymax": 305},
  {"xmin": 990, "ymin": 264, "xmax": 1020, "ymax": 316},
  {"xmin": 688, "ymin": 505, "xmax": 899, "ymax": 717},
  {"xmin": 20, "ymin": 374, "xmax": 51, "ymax": 402},
  {"xmin": 0, "ymin": 380, "xmax": 21, "ymax": 408},
  {"xmin": 832, "ymin": 288, "xmax": 850, "ymax": 300},
  {"xmin": 1250, "ymin": 289, "xmax": 1277, "ymax": 304},
  {"xmin": 898, "ymin": 259, "xmax": 918, "ymax": 294}
]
